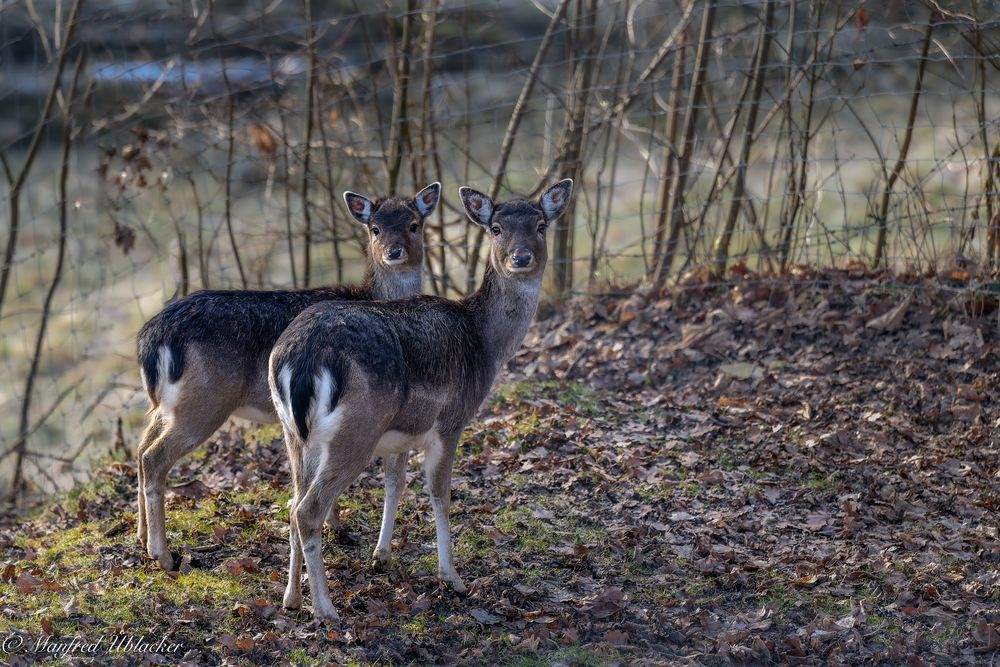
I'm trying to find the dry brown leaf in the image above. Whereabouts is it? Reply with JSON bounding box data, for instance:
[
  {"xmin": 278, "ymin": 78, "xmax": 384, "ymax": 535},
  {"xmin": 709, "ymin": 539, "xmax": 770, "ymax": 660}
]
[
  {"xmin": 248, "ymin": 123, "xmax": 277, "ymax": 159},
  {"xmin": 973, "ymin": 619, "xmax": 1000, "ymax": 652},
  {"xmin": 16, "ymin": 572, "xmax": 43, "ymax": 595},
  {"xmin": 235, "ymin": 636, "xmax": 255, "ymax": 653},
  {"xmin": 866, "ymin": 295, "xmax": 913, "ymax": 332}
]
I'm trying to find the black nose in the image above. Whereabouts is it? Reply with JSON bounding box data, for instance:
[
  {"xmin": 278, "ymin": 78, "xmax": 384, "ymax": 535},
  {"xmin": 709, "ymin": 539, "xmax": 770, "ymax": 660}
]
[
  {"xmin": 511, "ymin": 250, "xmax": 533, "ymax": 268},
  {"xmin": 386, "ymin": 245, "xmax": 404, "ymax": 260}
]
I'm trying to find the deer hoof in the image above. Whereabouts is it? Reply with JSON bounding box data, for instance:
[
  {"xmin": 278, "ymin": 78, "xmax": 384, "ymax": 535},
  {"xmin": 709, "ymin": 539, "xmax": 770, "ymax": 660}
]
[
  {"xmin": 370, "ymin": 549, "xmax": 391, "ymax": 571},
  {"xmin": 312, "ymin": 600, "xmax": 340, "ymax": 622},
  {"xmin": 440, "ymin": 571, "xmax": 467, "ymax": 594},
  {"xmin": 282, "ymin": 587, "xmax": 302, "ymax": 610},
  {"xmin": 154, "ymin": 551, "xmax": 174, "ymax": 572}
]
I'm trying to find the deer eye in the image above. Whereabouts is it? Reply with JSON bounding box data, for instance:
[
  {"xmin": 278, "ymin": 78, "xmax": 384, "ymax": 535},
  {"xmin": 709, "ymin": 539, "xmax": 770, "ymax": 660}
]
[
  {"xmin": 537, "ymin": 223, "xmax": 548, "ymax": 234},
  {"xmin": 371, "ymin": 227, "xmax": 380, "ymax": 236},
  {"xmin": 490, "ymin": 225, "xmax": 501, "ymax": 236},
  {"xmin": 410, "ymin": 223, "xmax": 419, "ymax": 233}
]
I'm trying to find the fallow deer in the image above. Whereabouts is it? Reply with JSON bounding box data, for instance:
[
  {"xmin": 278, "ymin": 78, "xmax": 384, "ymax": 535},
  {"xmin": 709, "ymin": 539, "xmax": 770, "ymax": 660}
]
[
  {"xmin": 268, "ymin": 179, "xmax": 573, "ymax": 620},
  {"xmin": 135, "ymin": 183, "xmax": 440, "ymax": 570}
]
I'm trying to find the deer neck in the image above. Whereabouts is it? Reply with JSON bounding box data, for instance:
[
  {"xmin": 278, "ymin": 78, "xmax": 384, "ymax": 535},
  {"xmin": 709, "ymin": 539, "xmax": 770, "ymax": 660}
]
[
  {"xmin": 365, "ymin": 263, "xmax": 422, "ymax": 300},
  {"xmin": 468, "ymin": 262, "xmax": 541, "ymax": 370}
]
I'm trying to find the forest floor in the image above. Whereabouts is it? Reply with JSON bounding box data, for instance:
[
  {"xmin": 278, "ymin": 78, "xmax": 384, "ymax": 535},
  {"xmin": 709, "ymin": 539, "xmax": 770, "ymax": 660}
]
[{"xmin": 1, "ymin": 274, "xmax": 999, "ymax": 666}]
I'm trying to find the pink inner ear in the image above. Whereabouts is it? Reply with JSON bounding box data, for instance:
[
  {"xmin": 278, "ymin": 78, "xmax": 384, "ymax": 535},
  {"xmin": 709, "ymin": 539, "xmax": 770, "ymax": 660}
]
[
  {"xmin": 470, "ymin": 195, "xmax": 482, "ymax": 211},
  {"xmin": 551, "ymin": 190, "xmax": 564, "ymax": 202},
  {"xmin": 422, "ymin": 190, "xmax": 435, "ymax": 205},
  {"xmin": 351, "ymin": 199, "xmax": 365, "ymax": 213}
]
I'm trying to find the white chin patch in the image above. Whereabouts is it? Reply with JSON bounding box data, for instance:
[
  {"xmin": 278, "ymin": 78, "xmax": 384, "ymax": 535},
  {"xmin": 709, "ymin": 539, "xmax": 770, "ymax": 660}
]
[
  {"xmin": 384, "ymin": 257, "xmax": 408, "ymax": 266},
  {"xmin": 508, "ymin": 264, "xmax": 535, "ymax": 273}
]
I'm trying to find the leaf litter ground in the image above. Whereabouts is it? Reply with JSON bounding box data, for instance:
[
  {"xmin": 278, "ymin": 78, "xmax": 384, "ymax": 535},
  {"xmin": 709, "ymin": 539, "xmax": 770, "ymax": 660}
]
[{"xmin": 1, "ymin": 276, "xmax": 998, "ymax": 665}]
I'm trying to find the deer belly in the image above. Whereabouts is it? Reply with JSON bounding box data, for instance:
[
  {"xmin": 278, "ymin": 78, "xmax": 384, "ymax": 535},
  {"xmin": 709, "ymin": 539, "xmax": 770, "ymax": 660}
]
[
  {"xmin": 232, "ymin": 404, "xmax": 278, "ymax": 423},
  {"xmin": 374, "ymin": 429, "xmax": 431, "ymax": 457}
]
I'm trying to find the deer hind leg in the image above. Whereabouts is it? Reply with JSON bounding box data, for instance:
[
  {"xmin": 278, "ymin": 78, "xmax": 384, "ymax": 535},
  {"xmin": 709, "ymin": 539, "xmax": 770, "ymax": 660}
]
[
  {"xmin": 372, "ymin": 452, "xmax": 409, "ymax": 570},
  {"xmin": 136, "ymin": 412, "xmax": 164, "ymax": 547},
  {"xmin": 291, "ymin": 475, "xmax": 338, "ymax": 620},
  {"xmin": 141, "ymin": 416, "xmax": 226, "ymax": 571},
  {"xmin": 280, "ymin": 423, "xmax": 305, "ymax": 610},
  {"xmin": 293, "ymin": 416, "xmax": 377, "ymax": 621},
  {"xmin": 424, "ymin": 432, "xmax": 465, "ymax": 593},
  {"xmin": 324, "ymin": 497, "xmax": 341, "ymax": 531},
  {"xmin": 143, "ymin": 392, "xmax": 233, "ymax": 570},
  {"xmin": 142, "ymin": 349, "xmax": 240, "ymax": 570},
  {"xmin": 294, "ymin": 463, "xmax": 372, "ymax": 621},
  {"xmin": 284, "ymin": 493, "xmax": 304, "ymax": 610}
]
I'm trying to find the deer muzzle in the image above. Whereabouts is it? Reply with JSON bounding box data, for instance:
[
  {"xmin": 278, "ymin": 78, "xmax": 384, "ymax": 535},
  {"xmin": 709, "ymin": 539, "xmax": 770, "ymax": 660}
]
[
  {"xmin": 384, "ymin": 244, "xmax": 408, "ymax": 266},
  {"xmin": 509, "ymin": 248, "xmax": 535, "ymax": 272}
]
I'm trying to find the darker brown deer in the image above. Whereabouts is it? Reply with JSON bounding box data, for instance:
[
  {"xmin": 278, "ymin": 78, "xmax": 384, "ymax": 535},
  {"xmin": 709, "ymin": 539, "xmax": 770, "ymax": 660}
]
[
  {"xmin": 135, "ymin": 183, "xmax": 440, "ymax": 570},
  {"xmin": 268, "ymin": 179, "xmax": 573, "ymax": 620}
]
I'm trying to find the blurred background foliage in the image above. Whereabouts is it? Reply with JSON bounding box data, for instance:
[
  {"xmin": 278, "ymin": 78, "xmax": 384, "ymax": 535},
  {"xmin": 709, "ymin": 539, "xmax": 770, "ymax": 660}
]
[{"xmin": 1, "ymin": 0, "xmax": 999, "ymax": 500}]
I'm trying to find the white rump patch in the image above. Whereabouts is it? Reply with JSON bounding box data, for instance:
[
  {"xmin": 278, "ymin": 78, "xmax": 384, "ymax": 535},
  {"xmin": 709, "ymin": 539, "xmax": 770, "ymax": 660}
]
[
  {"xmin": 157, "ymin": 346, "xmax": 180, "ymax": 417},
  {"xmin": 270, "ymin": 365, "xmax": 294, "ymax": 434},
  {"xmin": 305, "ymin": 397, "xmax": 344, "ymax": 479},
  {"xmin": 308, "ymin": 370, "xmax": 343, "ymax": 448}
]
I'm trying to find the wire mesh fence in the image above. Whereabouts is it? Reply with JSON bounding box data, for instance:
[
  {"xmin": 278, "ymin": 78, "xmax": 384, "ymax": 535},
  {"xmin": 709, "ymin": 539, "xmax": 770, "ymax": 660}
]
[{"xmin": 1, "ymin": 0, "xmax": 999, "ymax": 500}]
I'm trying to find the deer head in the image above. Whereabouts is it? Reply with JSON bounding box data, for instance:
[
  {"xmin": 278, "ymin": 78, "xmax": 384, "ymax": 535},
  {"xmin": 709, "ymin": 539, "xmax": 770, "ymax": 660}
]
[
  {"xmin": 343, "ymin": 182, "xmax": 441, "ymax": 271},
  {"xmin": 459, "ymin": 179, "xmax": 573, "ymax": 280}
]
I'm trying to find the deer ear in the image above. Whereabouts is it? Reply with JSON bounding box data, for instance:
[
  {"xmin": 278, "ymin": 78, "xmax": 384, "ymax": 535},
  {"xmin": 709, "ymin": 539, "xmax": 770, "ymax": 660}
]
[
  {"xmin": 343, "ymin": 191, "xmax": 375, "ymax": 225},
  {"xmin": 459, "ymin": 187, "xmax": 494, "ymax": 226},
  {"xmin": 539, "ymin": 178, "xmax": 573, "ymax": 222},
  {"xmin": 414, "ymin": 182, "xmax": 441, "ymax": 218}
]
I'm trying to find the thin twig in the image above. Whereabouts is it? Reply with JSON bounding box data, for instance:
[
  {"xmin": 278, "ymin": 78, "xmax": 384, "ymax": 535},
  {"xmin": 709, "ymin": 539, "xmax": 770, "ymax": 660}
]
[
  {"xmin": 466, "ymin": 0, "xmax": 571, "ymax": 292},
  {"xmin": 301, "ymin": 0, "xmax": 317, "ymax": 287},
  {"xmin": 212, "ymin": 0, "xmax": 247, "ymax": 288},
  {"xmin": 711, "ymin": 0, "xmax": 774, "ymax": 277},
  {"xmin": 652, "ymin": 0, "xmax": 715, "ymax": 290},
  {"xmin": 11, "ymin": 49, "xmax": 86, "ymax": 499},
  {"xmin": 0, "ymin": 0, "xmax": 83, "ymax": 322},
  {"xmin": 386, "ymin": 0, "xmax": 415, "ymax": 192},
  {"xmin": 873, "ymin": 11, "xmax": 935, "ymax": 268}
]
